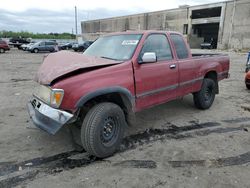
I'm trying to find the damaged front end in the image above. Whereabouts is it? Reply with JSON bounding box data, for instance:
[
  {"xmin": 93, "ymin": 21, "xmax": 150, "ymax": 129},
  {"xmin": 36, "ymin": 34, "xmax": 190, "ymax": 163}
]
[
  {"xmin": 27, "ymin": 85, "xmax": 74, "ymax": 135},
  {"xmin": 27, "ymin": 51, "xmax": 122, "ymax": 134},
  {"xmin": 27, "ymin": 97, "xmax": 74, "ymax": 134}
]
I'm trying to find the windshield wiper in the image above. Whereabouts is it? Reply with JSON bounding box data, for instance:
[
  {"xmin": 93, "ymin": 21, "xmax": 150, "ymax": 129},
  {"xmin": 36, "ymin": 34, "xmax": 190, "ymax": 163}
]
[{"xmin": 100, "ymin": 56, "xmax": 120, "ymax": 61}]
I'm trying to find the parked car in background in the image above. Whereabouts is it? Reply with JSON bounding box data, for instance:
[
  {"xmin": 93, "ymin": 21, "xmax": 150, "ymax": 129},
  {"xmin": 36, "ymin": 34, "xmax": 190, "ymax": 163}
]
[
  {"xmin": 0, "ymin": 39, "xmax": 10, "ymax": 53},
  {"xmin": 21, "ymin": 42, "xmax": 36, "ymax": 51},
  {"xmin": 72, "ymin": 41, "xmax": 93, "ymax": 52},
  {"xmin": 245, "ymin": 51, "xmax": 250, "ymax": 72},
  {"xmin": 59, "ymin": 42, "xmax": 77, "ymax": 50},
  {"xmin": 28, "ymin": 41, "xmax": 58, "ymax": 53},
  {"xmin": 9, "ymin": 38, "xmax": 31, "ymax": 49},
  {"xmin": 27, "ymin": 30, "xmax": 230, "ymax": 158}
]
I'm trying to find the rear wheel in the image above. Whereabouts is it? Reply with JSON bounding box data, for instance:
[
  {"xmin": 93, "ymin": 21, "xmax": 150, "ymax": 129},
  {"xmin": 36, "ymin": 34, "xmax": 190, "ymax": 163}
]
[
  {"xmin": 193, "ymin": 78, "xmax": 216, "ymax": 109},
  {"xmin": 81, "ymin": 102, "xmax": 126, "ymax": 158},
  {"xmin": 0, "ymin": 48, "xmax": 5, "ymax": 53}
]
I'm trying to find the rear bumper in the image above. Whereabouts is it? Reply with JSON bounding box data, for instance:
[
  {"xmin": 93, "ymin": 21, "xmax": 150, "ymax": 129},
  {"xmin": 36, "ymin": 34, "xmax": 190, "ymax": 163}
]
[{"xmin": 27, "ymin": 97, "xmax": 74, "ymax": 135}]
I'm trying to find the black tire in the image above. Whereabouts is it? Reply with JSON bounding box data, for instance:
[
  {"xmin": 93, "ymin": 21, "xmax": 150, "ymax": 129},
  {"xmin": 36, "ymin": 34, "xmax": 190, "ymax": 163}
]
[
  {"xmin": 33, "ymin": 48, "xmax": 39, "ymax": 53},
  {"xmin": 246, "ymin": 84, "xmax": 250, "ymax": 90},
  {"xmin": 81, "ymin": 102, "xmax": 126, "ymax": 158},
  {"xmin": 0, "ymin": 48, "xmax": 5, "ymax": 53},
  {"xmin": 193, "ymin": 78, "xmax": 216, "ymax": 110}
]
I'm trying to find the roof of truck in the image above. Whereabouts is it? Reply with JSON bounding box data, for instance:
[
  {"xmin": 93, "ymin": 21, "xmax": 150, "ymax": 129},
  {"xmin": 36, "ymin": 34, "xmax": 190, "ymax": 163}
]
[{"xmin": 104, "ymin": 30, "xmax": 182, "ymax": 36}]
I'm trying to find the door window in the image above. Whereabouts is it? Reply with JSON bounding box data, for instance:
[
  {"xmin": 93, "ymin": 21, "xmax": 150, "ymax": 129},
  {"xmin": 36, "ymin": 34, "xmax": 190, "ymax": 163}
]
[{"xmin": 140, "ymin": 34, "xmax": 173, "ymax": 61}]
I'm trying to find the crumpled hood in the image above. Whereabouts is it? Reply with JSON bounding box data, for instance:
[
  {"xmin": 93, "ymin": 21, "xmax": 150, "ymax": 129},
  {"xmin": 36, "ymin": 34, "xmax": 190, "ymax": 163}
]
[{"xmin": 35, "ymin": 51, "xmax": 121, "ymax": 85}]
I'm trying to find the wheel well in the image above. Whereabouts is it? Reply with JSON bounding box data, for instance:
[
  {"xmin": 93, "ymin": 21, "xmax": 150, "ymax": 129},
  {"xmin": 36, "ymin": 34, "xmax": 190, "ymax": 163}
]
[
  {"xmin": 204, "ymin": 71, "xmax": 219, "ymax": 94},
  {"xmin": 78, "ymin": 92, "xmax": 134, "ymax": 125}
]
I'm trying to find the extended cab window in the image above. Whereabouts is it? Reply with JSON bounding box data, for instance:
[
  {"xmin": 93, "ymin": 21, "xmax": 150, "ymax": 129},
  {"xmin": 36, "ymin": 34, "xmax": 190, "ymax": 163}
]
[
  {"xmin": 170, "ymin": 34, "xmax": 189, "ymax": 59},
  {"xmin": 140, "ymin": 34, "xmax": 173, "ymax": 61}
]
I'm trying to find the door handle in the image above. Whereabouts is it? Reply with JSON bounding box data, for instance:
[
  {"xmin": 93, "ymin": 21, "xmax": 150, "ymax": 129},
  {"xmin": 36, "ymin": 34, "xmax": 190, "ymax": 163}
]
[{"xmin": 169, "ymin": 64, "xmax": 176, "ymax": 69}]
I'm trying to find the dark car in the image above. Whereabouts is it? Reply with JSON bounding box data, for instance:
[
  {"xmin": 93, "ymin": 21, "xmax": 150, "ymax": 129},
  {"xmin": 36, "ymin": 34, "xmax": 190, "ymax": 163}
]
[
  {"xmin": 59, "ymin": 42, "xmax": 77, "ymax": 50},
  {"xmin": 245, "ymin": 51, "xmax": 250, "ymax": 72},
  {"xmin": 0, "ymin": 40, "xmax": 10, "ymax": 53},
  {"xmin": 9, "ymin": 38, "xmax": 29, "ymax": 44},
  {"xmin": 72, "ymin": 41, "xmax": 93, "ymax": 52},
  {"xmin": 9, "ymin": 38, "xmax": 30, "ymax": 49},
  {"xmin": 200, "ymin": 38, "xmax": 217, "ymax": 49},
  {"xmin": 28, "ymin": 41, "xmax": 58, "ymax": 53}
]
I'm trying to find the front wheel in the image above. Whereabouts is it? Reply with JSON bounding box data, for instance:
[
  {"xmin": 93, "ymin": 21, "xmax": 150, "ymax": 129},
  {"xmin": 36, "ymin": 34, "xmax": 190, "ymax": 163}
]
[
  {"xmin": 193, "ymin": 78, "xmax": 216, "ymax": 109},
  {"xmin": 0, "ymin": 48, "xmax": 5, "ymax": 53},
  {"xmin": 33, "ymin": 48, "xmax": 39, "ymax": 53},
  {"xmin": 81, "ymin": 102, "xmax": 126, "ymax": 158}
]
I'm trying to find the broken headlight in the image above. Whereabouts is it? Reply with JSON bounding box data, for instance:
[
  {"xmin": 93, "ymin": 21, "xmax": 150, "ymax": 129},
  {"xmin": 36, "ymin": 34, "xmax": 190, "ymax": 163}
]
[{"xmin": 34, "ymin": 85, "xmax": 64, "ymax": 108}]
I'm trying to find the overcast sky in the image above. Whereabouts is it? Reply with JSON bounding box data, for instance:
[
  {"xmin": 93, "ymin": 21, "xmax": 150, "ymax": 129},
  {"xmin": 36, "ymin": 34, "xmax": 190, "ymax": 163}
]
[{"xmin": 0, "ymin": 0, "xmax": 225, "ymax": 33}]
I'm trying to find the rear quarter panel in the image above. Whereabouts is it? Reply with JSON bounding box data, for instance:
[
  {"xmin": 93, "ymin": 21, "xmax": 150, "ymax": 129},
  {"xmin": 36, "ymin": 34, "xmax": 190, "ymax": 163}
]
[{"xmin": 192, "ymin": 55, "xmax": 230, "ymax": 92}]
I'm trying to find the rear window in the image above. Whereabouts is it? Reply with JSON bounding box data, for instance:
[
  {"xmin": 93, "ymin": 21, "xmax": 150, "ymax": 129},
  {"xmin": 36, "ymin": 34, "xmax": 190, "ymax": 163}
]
[
  {"xmin": 45, "ymin": 42, "xmax": 55, "ymax": 45},
  {"xmin": 170, "ymin": 34, "xmax": 189, "ymax": 59}
]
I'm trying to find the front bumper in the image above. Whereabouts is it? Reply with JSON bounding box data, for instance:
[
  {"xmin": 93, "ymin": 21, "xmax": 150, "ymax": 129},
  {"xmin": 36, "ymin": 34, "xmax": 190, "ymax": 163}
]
[{"xmin": 27, "ymin": 97, "xmax": 74, "ymax": 135}]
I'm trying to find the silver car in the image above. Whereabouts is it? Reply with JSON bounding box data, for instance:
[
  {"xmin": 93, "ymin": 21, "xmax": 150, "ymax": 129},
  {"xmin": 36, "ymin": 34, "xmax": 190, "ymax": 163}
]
[{"xmin": 28, "ymin": 41, "xmax": 58, "ymax": 53}]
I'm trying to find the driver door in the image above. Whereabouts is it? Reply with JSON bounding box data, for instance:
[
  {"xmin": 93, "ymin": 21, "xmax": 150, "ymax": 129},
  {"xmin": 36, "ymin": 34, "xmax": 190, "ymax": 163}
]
[{"xmin": 134, "ymin": 34, "xmax": 178, "ymax": 110}]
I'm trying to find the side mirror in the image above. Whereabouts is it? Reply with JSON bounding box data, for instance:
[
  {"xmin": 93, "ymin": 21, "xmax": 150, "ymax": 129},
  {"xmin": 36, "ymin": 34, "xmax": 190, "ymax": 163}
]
[{"xmin": 141, "ymin": 52, "xmax": 157, "ymax": 63}]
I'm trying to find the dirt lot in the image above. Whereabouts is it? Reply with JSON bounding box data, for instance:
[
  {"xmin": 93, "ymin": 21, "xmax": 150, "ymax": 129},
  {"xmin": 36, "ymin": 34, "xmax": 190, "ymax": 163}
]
[{"xmin": 0, "ymin": 49, "xmax": 250, "ymax": 188}]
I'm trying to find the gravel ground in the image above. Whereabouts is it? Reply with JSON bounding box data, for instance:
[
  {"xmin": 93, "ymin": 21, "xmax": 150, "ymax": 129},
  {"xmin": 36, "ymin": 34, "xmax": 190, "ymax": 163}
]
[{"xmin": 0, "ymin": 49, "xmax": 250, "ymax": 188}]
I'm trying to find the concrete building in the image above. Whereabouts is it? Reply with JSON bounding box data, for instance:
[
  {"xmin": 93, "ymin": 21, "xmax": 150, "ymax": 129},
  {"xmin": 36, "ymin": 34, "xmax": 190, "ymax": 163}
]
[{"xmin": 81, "ymin": 0, "xmax": 250, "ymax": 50}]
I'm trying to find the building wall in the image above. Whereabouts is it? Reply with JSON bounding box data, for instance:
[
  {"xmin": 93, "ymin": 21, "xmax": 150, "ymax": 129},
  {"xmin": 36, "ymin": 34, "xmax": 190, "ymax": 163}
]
[
  {"xmin": 81, "ymin": 8, "xmax": 189, "ymax": 40},
  {"xmin": 81, "ymin": 0, "xmax": 250, "ymax": 50},
  {"xmin": 220, "ymin": 0, "xmax": 250, "ymax": 49}
]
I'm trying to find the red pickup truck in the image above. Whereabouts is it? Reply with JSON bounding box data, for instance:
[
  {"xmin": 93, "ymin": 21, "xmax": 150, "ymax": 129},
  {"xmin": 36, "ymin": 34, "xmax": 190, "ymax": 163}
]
[{"xmin": 27, "ymin": 31, "xmax": 230, "ymax": 158}]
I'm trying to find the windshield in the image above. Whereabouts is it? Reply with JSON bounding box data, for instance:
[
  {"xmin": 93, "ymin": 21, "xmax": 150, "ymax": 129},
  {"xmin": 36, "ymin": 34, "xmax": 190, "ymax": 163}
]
[{"xmin": 84, "ymin": 34, "xmax": 142, "ymax": 61}]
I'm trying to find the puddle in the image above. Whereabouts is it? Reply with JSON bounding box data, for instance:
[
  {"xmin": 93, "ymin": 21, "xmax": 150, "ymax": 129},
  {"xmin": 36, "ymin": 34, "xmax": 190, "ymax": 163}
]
[
  {"xmin": 191, "ymin": 126, "xmax": 249, "ymax": 136},
  {"xmin": 10, "ymin": 79, "xmax": 32, "ymax": 83},
  {"xmin": 241, "ymin": 106, "xmax": 250, "ymax": 112},
  {"xmin": 222, "ymin": 117, "xmax": 250, "ymax": 123},
  {"xmin": 113, "ymin": 160, "xmax": 157, "ymax": 169},
  {"xmin": 169, "ymin": 151, "xmax": 250, "ymax": 168},
  {"xmin": 0, "ymin": 170, "xmax": 38, "ymax": 188},
  {"xmin": 0, "ymin": 79, "xmax": 32, "ymax": 84},
  {"xmin": 120, "ymin": 122, "xmax": 220, "ymax": 151},
  {"xmin": 0, "ymin": 151, "xmax": 78, "ymax": 176}
]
